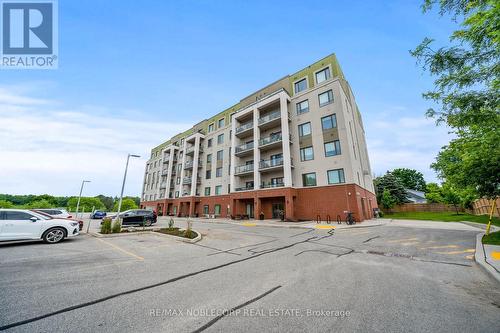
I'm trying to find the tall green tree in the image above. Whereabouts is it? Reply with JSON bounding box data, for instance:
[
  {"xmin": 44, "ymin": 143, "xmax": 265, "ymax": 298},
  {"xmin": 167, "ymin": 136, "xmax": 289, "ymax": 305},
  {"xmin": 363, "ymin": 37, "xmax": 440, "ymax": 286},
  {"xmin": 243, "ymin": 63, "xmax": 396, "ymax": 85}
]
[
  {"xmin": 411, "ymin": 0, "xmax": 500, "ymax": 198},
  {"xmin": 113, "ymin": 198, "xmax": 138, "ymax": 212},
  {"xmin": 391, "ymin": 168, "xmax": 427, "ymax": 191},
  {"xmin": 374, "ymin": 172, "xmax": 409, "ymax": 205},
  {"xmin": 67, "ymin": 197, "xmax": 105, "ymax": 212}
]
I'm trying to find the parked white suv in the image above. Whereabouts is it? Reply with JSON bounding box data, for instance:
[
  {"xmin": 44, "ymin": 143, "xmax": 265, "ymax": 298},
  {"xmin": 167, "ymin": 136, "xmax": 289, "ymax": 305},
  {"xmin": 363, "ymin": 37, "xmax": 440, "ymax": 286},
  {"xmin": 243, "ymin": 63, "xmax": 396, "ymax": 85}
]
[
  {"xmin": 0, "ymin": 209, "xmax": 80, "ymax": 244},
  {"xmin": 35, "ymin": 208, "xmax": 72, "ymax": 219}
]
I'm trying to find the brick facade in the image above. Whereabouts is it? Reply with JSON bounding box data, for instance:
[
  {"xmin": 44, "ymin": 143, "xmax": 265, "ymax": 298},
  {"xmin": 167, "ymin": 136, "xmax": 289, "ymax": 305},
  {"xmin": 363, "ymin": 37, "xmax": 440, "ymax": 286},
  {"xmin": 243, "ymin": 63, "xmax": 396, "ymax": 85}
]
[{"xmin": 141, "ymin": 184, "xmax": 377, "ymax": 222}]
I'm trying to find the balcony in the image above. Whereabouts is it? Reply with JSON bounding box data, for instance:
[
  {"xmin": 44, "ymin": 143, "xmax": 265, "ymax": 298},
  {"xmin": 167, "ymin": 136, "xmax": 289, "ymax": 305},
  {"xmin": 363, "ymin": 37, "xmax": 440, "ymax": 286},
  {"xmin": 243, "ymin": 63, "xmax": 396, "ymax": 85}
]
[
  {"xmin": 161, "ymin": 168, "xmax": 169, "ymax": 176},
  {"xmin": 185, "ymin": 146, "xmax": 195, "ymax": 155},
  {"xmin": 160, "ymin": 182, "xmax": 167, "ymax": 189},
  {"xmin": 235, "ymin": 121, "xmax": 253, "ymax": 138},
  {"xmin": 235, "ymin": 185, "xmax": 254, "ymax": 191},
  {"xmin": 258, "ymin": 110, "xmax": 281, "ymax": 130},
  {"xmin": 184, "ymin": 160, "xmax": 202, "ymax": 169},
  {"xmin": 259, "ymin": 157, "xmax": 283, "ymax": 172},
  {"xmin": 235, "ymin": 141, "xmax": 254, "ymax": 157},
  {"xmin": 234, "ymin": 164, "xmax": 254, "ymax": 176},
  {"xmin": 183, "ymin": 177, "xmax": 201, "ymax": 185},
  {"xmin": 259, "ymin": 133, "xmax": 283, "ymax": 151}
]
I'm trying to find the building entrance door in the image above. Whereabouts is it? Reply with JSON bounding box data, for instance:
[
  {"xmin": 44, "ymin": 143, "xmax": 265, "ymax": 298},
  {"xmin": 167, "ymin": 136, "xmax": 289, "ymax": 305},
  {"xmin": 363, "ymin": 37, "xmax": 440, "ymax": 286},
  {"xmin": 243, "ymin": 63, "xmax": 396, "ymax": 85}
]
[
  {"xmin": 246, "ymin": 203, "xmax": 254, "ymax": 218},
  {"xmin": 272, "ymin": 203, "xmax": 284, "ymax": 219}
]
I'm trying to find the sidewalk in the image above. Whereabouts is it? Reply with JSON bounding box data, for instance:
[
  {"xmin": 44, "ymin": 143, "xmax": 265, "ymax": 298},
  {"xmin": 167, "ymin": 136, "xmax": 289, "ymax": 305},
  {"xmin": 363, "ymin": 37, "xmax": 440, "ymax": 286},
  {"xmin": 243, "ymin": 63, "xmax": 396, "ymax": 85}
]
[
  {"xmin": 475, "ymin": 234, "xmax": 500, "ymax": 284},
  {"xmin": 157, "ymin": 216, "xmax": 388, "ymax": 229}
]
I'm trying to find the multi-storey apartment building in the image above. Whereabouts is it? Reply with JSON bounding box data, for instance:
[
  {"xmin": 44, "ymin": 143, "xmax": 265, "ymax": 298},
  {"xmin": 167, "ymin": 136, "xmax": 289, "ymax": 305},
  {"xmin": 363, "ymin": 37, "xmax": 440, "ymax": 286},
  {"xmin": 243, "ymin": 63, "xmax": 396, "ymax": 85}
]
[{"xmin": 141, "ymin": 54, "xmax": 377, "ymax": 222}]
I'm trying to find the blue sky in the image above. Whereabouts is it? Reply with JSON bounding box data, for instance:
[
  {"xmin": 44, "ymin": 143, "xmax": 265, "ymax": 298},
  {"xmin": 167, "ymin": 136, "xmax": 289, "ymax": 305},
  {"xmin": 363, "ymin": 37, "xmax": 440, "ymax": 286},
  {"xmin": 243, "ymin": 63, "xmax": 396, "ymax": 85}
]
[{"xmin": 0, "ymin": 0, "xmax": 457, "ymax": 197}]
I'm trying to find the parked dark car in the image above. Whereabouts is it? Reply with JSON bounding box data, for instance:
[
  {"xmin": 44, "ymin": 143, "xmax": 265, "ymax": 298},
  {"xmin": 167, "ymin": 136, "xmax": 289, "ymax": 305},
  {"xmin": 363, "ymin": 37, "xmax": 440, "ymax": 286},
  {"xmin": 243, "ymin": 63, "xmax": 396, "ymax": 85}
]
[
  {"xmin": 31, "ymin": 210, "xmax": 84, "ymax": 231},
  {"xmin": 105, "ymin": 209, "xmax": 157, "ymax": 226},
  {"xmin": 90, "ymin": 210, "xmax": 107, "ymax": 219}
]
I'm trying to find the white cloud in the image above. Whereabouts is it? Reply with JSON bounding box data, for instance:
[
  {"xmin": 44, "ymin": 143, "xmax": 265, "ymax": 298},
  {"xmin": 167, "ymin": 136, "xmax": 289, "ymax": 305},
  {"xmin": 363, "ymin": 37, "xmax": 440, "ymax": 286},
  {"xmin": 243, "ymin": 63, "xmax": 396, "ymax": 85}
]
[
  {"xmin": 0, "ymin": 87, "xmax": 191, "ymax": 197},
  {"xmin": 365, "ymin": 113, "xmax": 453, "ymax": 182}
]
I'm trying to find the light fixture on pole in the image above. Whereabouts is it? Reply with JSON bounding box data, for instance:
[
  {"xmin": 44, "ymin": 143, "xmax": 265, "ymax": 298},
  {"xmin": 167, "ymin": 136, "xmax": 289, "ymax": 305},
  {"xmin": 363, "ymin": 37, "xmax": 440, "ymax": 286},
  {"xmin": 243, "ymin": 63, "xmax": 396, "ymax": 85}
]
[
  {"xmin": 75, "ymin": 180, "xmax": 91, "ymax": 219},
  {"xmin": 116, "ymin": 153, "xmax": 141, "ymax": 222}
]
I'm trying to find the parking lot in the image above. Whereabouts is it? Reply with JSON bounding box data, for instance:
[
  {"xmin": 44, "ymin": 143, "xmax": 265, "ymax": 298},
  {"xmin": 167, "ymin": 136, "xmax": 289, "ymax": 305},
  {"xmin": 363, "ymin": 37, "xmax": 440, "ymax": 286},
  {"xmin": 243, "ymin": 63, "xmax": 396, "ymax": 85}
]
[{"xmin": 1, "ymin": 219, "xmax": 499, "ymax": 332}]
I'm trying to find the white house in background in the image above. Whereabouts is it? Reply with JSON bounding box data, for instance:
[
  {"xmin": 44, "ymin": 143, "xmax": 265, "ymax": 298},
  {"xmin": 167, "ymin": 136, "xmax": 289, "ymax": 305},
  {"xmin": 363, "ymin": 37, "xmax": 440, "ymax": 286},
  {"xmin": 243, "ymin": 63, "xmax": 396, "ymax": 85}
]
[{"xmin": 406, "ymin": 189, "xmax": 427, "ymax": 203}]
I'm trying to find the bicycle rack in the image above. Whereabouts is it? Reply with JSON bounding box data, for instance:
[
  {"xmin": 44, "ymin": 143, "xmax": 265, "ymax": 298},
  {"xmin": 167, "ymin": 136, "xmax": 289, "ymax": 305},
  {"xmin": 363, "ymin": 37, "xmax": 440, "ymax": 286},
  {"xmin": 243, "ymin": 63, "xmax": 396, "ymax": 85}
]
[
  {"xmin": 316, "ymin": 214, "xmax": 321, "ymax": 224},
  {"xmin": 326, "ymin": 214, "xmax": 331, "ymax": 224},
  {"xmin": 336, "ymin": 214, "xmax": 342, "ymax": 224}
]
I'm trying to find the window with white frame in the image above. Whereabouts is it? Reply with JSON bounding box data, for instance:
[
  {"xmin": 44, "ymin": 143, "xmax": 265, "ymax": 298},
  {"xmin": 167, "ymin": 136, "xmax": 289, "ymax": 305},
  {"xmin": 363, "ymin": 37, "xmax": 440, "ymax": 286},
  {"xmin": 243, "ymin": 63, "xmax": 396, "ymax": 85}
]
[
  {"xmin": 294, "ymin": 78, "xmax": 307, "ymax": 94},
  {"xmin": 318, "ymin": 90, "xmax": 333, "ymax": 107},
  {"xmin": 327, "ymin": 169, "xmax": 345, "ymax": 184},
  {"xmin": 316, "ymin": 67, "xmax": 331, "ymax": 84},
  {"xmin": 298, "ymin": 122, "xmax": 312, "ymax": 137},
  {"xmin": 296, "ymin": 100, "xmax": 309, "ymax": 115}
]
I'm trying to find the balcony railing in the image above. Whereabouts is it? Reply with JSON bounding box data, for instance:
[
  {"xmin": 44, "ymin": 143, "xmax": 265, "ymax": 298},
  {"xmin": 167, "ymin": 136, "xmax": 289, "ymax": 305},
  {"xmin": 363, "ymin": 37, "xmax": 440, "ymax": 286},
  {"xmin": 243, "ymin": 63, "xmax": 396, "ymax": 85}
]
[
  {"xmin": 235, "ymin": 185, "xmax": 254, "ymax": 191},
  {"xmin": 236, "ymin": 122, "xmax": 253, "ymax": 133},
  {"xmin": 234, "ymin": 164, "xmax": 254, "ymax": 174},
  {"xmin": 235, "ymin": 141, "xmax": 254, "ymax": 154},
  {"xmin": 160, "ymin": 182, "xmax": 167, "ymax": 189},
  {"xmin": 258, "ymin": 110, "xmax": 281, "ymax": 125},
  {"xmin": 184, "ymin": 160, "xmax": 202, "ymax": 169},
  {"xmin": 260, "ymin": 182, "xmax": 284, "ymax": 189},
  {"xmin": 259, "ymin": 157, "xmax": 283, "ymax": 169},
  {"xmin": 259, "ymin": 133, "xmax": 282, "ymax": 146},
  {"xmin": 161, "ymin": 169, "xmax": 169, "ymax": 175},
  {"xmin": 183, "ymin": 177, "xmax": 201, "ymax": 185}
]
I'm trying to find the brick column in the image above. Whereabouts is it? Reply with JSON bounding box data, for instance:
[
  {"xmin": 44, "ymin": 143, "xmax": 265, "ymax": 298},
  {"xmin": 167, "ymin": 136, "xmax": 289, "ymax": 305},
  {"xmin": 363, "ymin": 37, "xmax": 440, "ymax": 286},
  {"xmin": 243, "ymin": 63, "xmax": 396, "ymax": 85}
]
[
  {"xmin": 254, "ymin": 196, "xmax": 262, "ymax": 220},
  {"xmin": 285, "ymin": 193, "xmax": 295, "ymax": 221}
]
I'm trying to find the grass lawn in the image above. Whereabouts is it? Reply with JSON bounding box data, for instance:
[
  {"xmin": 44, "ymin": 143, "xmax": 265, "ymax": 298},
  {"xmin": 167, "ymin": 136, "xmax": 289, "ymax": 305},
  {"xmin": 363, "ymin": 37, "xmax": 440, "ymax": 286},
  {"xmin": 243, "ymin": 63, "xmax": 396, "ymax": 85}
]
[
  {"xmin": 385, "ymin": 211, "xmax": 500, "ymax": 227},
  {"xmin": 482, "ymin": 231, "xmax": 500, "ymax": 246}
]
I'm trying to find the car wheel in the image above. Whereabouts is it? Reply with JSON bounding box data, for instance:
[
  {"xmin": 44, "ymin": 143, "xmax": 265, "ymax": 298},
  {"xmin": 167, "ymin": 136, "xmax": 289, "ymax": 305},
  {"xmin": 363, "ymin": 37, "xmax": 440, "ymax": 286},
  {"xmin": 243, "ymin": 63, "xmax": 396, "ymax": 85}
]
[
  {"xmin": 43, "ymin": 227, "xmax": 66, "ymax": 244},
  {"xmin": 144, "ymin": 219, "xmax": 152, "ymax": 227}
]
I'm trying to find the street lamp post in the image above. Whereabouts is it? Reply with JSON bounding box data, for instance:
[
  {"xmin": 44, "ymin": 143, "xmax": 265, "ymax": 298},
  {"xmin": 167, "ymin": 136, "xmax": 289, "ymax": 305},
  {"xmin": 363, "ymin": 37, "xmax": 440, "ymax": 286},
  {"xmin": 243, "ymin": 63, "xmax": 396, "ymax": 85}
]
[
  {"xmin": 116, "ymin": 153, "xmax": 141, "ymax": 221},
  {"xmin": 75, "ymin": 180, "xmax": 91, "ymax": 219}
]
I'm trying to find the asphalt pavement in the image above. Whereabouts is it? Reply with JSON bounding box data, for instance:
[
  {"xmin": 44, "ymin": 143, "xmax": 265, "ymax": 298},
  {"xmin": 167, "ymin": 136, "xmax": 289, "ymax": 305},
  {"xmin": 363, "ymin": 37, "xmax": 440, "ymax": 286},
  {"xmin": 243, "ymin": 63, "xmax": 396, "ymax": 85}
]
[{"xmin": 1, "ymin": 220, "xmax": 499, "ymax": 332}]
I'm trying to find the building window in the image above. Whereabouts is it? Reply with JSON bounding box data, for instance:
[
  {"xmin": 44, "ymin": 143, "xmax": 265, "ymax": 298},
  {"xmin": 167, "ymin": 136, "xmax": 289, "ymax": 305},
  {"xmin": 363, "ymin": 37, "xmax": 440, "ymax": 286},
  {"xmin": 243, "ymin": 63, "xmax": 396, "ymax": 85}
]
[
  {"xmin": 217, "ymin": 133, "xmax": 224, "ymax": 145},
  {"xmin": 318, "ymin": 90, "xmax": 333, "ymax": 107},
  {"xmin": 176, "ymin": 177, "xmax": 180, "ymax": 184},
  {"xmin": 321, "ymin": 114, "xmax": 337, "ymax": 130},
  {"xmin": 271, "ymin": 177, "xmax": 284, "ymax": 186},
  {"xmin": 216, "ymin": 167, "xmax": 222, "ymax": 177},
  {"xmin": 215, "ymin": 185, "xmax": 222, "ymax": 195},
  {"xmin": 298, "ymin": 122, "xmax": 311, "ymax": 137},
  {"xmin": 206, "ymin": 170, "xmax": 211, "ymax": 179},
  {"xmin": 206, "ymin": 154, "xmax": 212, "ymax": 163},
  {"xmin": 207, "ymin": 138, "xmax": 212, "ymax": 147},
  {"xmin": 177, "ymin": 164, "xmax": 182, "ymax": 172},
  {"xmin": 300, "ymin": 146, "xmax": 314, "ymax": 161},
  {"xmin": 204, "ymin": 187, "xmax": 211, "ymax": 196},
  {"xmin": 218, "ymin": 118, "xmax": 225, "ymax": 128},
  {"xmin": 175, "ymin": 191, "xmax": 179, "ymax": 198},
  {"xmin": 316, "ymin": 67, "xmax": 331, "ymax": 84},
  {"xmin": 302, "ymin": 173, "xmax": 317, "ymax": 187},
  {"xmin": 324, "ymin": 140, "xmax": 341, "ymax": 157},
  {"xmin": 214, "ymin": 204, "xmax": 221, "ymax": 215},
  {"xmin": 327, "ymin": 169, "xmax": 345, "ymax": 184},
  {"xmin": 294, "ymin": 78, "xmax": 307, "ymax": 94},
  {"xmin": 208, "ymin": 123, "xmax": 214, "ymax": 132},
  {"xmin": 216, "ymin": 150, "xmax": 223, "ymax": 161},
  {"xmin": 296, "ymin": 100, "xmax": 309, "ymax": 115},
  {"xmin": 203, "ymin": 205, "xmax": 209, "ymax": 215}
]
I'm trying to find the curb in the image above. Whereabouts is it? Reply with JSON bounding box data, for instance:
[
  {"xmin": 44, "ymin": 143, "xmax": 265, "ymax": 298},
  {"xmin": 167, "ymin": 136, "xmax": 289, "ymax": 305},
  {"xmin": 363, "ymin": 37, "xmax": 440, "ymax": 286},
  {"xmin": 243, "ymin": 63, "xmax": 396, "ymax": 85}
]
[
  {"xmin": 88, "ymin": 229, "xmax": 202, "ymax": 243},
  {"xmin": 474, "ymin": 233, "xmax": 500, "ymax": 284}
]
